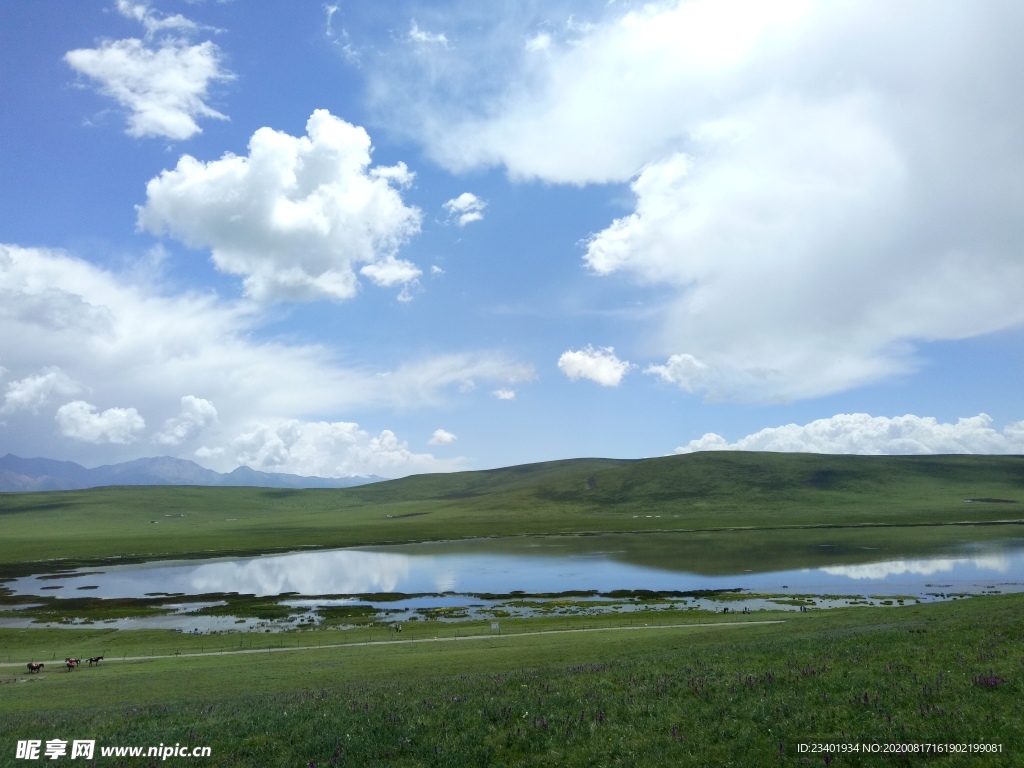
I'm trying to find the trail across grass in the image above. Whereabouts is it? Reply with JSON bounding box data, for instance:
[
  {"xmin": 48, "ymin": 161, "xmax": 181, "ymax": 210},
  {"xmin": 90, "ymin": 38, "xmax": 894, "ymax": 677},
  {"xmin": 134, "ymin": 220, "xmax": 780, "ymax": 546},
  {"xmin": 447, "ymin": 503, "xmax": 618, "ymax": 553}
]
[
  {"xmin": 2, "ymin": 595, "xmax": 1020, "ymax": 766},
  {"xmin": 0, "ymin": 618, "xmax": 786, "ymax": 668}
]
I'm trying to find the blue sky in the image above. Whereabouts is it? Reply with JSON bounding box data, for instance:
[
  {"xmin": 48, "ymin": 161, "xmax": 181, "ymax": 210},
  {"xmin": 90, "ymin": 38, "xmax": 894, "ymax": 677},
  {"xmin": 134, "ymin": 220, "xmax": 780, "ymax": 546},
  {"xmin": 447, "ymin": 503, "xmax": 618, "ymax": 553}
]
[{"xmin": 1, "ymin": 0, "xmax": 1023, "ymax": 478}]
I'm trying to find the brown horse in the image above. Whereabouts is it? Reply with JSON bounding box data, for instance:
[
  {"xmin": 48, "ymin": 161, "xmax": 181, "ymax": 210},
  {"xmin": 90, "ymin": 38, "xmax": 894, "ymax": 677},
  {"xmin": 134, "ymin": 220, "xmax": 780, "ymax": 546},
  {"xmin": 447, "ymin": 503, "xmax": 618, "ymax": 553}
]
[
  {"xmin": 27, "ymin": 662, "xmax": 44, "ymax": 673},
  {"xmin": 87, "ymin": 655, "xmax": 104, "ymax": 666}
]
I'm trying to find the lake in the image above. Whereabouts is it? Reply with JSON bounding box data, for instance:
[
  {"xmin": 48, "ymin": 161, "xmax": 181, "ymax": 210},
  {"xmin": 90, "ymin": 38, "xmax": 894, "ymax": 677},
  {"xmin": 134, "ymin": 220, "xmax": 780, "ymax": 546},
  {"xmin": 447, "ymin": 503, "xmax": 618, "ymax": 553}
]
[{"xmin": 7, "ymin": 529, "xmax": 1024, "ymax": 601}]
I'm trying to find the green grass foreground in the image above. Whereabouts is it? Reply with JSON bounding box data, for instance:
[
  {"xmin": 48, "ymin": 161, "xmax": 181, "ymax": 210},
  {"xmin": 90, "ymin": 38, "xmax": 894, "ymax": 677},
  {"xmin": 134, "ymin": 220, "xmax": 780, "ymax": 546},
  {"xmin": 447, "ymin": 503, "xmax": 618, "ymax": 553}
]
[
  {"xmin": 2, "ymin": 595, "xmax": 1021, "ymax": 766},
  {"xmin": 1, "ymin": 452, "xmax": 1022, "ymax": 567},
  {"xmin": 1, "ymin": 452, "xmax": 1022, "ymax": 764}
]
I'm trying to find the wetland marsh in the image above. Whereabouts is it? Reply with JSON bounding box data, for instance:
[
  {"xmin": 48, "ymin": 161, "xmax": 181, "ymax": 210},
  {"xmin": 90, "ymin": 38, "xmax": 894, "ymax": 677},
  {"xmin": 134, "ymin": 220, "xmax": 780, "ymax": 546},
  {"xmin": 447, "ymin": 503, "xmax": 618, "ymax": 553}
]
[
  {"xmin": 3, "ymin": 528, "xmax": 1022, "ymax": 633},
  {"xmin": 2, "ymin": 453, "xmax": 1022, "ymax": 764}
]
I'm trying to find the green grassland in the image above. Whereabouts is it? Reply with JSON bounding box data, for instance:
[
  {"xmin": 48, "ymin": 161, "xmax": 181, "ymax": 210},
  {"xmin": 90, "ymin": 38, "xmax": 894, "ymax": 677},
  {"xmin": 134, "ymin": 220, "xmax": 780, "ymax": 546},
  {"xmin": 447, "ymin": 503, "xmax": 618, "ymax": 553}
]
[
  {"xmin": 1, "ymin": 452, "xmax": 1022, "ymax": 570},
  {"xmin": 1, "ymin": 452, "xmax": 1023, "ymax": 764},
  {"xmin": 1, "ymin": 595, "xmax": 1021, "ymax": 766}
]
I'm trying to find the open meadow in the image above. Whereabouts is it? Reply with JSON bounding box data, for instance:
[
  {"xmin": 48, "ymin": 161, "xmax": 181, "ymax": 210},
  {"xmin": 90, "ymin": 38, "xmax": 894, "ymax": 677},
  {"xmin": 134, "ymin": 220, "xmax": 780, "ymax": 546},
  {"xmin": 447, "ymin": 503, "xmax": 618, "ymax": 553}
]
[
  {"xmin": 1, "ymin": 596, "xmax": 1021, "ymax": 766},
  {"xmin": 1, "ymin": 453, "xmax": 1023, "ymax": 765},
  {"xmin": 5, "ymin": 0, "xmax": 1024, "ymax": 763}
]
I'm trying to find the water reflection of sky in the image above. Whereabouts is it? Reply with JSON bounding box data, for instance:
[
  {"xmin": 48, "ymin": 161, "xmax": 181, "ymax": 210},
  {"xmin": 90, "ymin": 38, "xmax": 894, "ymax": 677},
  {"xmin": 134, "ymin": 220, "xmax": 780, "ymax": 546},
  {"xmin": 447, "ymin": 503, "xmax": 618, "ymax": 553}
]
[
  {"xmin": 8, "ymin": 539, "xmax": 1024, "ymax": 599},
  {"xmin": 821, "ymin": 554, "xmax": 1009, "ymax": 581}
]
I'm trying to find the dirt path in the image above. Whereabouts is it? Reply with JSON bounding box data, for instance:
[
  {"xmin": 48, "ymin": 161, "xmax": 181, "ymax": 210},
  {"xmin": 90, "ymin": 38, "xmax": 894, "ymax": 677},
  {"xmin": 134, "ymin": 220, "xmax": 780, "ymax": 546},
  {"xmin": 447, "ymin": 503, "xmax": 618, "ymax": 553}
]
[{"xmin": 1, "ymin": 619, "xmax": 784, "ymax": 668}]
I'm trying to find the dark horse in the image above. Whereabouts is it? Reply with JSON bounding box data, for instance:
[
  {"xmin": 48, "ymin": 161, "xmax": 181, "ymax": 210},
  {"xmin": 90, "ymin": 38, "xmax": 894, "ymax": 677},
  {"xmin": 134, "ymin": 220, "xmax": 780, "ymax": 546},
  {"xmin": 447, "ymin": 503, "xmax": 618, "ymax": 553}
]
[
  {"xmin": 26, "ymin": 662, "xmax": 44, "ymax": 673},
  {"xmin": 87, "ymin": 655, "xmax": 104, "ymax": 666}
]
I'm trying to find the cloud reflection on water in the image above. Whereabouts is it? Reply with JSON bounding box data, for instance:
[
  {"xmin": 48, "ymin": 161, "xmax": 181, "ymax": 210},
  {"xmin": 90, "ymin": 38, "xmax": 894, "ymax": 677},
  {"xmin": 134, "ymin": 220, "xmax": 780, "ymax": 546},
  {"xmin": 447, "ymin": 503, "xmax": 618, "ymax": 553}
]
[
  {"xmin": 433, "ymin": 569, "xmax": 458, "ymax": 593},
  {"xmin": 821, "ymin": 555, "xmax": 1010, "ymax": 581},
  {"xmin": 12, "ymin": 535, "xmax": 1024, "ymax": 600},
  {"xmin": 188, "ymin": 550, "xmax": 413, "ymax": 595}
]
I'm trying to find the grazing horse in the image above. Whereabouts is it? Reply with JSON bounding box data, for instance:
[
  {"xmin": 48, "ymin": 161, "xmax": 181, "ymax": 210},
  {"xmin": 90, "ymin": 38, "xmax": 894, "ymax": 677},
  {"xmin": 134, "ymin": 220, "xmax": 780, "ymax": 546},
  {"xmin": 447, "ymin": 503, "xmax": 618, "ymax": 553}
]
[
  {"xmin": 27, "ymin": 662, "xmax": 44, "ymax": 673},
  {"xmin": 87, "ymin": 655, "xmax": 104, "ymax": 666}
]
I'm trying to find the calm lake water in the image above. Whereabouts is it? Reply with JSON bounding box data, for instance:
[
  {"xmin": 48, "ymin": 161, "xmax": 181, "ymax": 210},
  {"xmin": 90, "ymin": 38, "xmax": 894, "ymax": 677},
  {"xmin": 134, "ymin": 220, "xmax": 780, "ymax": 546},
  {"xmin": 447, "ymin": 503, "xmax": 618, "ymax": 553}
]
[{"xmin": 8, "ymin": 532, "xmax": 1024, "ymax": 601}]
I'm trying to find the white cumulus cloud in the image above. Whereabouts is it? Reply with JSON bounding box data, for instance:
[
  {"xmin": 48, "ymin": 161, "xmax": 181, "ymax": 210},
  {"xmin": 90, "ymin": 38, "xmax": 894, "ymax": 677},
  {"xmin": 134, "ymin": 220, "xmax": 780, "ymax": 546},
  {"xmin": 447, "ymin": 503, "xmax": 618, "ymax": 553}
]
[
  {"xmin": 56, "ymin": 400, "xmax": 146, "ymax": 444},
  {"xmin": 676, "ymin": 413, "xmax": 1024, "ymax": 455},
  {"xmin": 1, "ymin": 367, "xmax": 80, "ymax": 415},
  {"xmin": 138, "ymin": 110, "xmax": 423, "ymax": 303},
  {"xmin": 231, "ymin": 420, "xmax": 461, "ymax": 478},
  {"xmin": 154, "ymin": 395, "xmax": 218, "ymax": 445},
  {"xmin": 558, "ymin": 345, "xmax": 633, "ymax": 387},
  {"xmin": 0, "ymin": 243, "xmax": 533, "ymax": 466},
  {"xmin": 428, "ymin": 428, "xmax": 457, "ymax": 446},
  {"xmin": 371, "ymin": 1, "xmax": 1024, "ymax": 400},
  {"xmin": 442, "ymin": 192, "xmax": 486, "ymax": 226},
  {"xmin": 492, "ymin": 388, "xmax": 516, "ymax": 400},
  {"xmin": 360, "ymin": 257, "xmax": 422, "ymax": 288}
]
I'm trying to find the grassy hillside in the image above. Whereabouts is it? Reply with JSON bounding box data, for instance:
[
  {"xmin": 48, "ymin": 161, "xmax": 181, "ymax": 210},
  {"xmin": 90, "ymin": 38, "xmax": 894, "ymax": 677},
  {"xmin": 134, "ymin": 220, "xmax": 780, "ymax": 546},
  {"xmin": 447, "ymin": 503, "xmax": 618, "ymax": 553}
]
[
  {"xmin": 2, "ymin": 454, "xmax": 1023, "ymax": 764},
  {"xmin": 334, "ymin": 452, "xmax": 1024, "ymax": 521},
  {"xmin": 0, "ymin": 452, "xmax": 1022, "ymax": 569}
]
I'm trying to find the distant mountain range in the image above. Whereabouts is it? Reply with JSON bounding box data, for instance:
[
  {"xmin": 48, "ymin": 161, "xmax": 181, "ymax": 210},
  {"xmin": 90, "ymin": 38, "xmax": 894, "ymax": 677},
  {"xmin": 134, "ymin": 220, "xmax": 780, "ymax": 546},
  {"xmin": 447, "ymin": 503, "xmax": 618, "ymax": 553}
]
[{"xmin": 0, "ymin": 454, "xmax": 384, "ymax": 492}]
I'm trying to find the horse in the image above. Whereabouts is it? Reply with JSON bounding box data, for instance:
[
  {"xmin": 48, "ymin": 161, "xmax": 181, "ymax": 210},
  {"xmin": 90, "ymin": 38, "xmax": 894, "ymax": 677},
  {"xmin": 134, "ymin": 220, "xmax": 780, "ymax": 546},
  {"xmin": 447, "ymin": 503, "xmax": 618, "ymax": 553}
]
[
  {"xmin": 27, "ymin": 662, "xmax": 44, "ymax": 673},
  {"xmin": 66, "ymin": 657, "xmax": 81, "ymax": 667},
  {"xmin": 87, "ymin": 655, "xmax": 104, "ymax": 666}
]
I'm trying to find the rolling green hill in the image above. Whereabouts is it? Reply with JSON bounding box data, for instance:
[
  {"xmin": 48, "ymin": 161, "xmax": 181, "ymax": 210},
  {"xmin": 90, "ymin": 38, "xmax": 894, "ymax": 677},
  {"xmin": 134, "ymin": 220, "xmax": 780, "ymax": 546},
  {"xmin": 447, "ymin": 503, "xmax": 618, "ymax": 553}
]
[{"xmin": 0, "ymin": 452, "xmax": 1022, "ymax": 569}]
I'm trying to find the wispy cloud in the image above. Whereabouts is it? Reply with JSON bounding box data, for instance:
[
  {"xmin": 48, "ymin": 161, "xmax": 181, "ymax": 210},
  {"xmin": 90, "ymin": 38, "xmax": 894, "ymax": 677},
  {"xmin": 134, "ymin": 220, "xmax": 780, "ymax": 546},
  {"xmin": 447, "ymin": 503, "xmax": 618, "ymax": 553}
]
[
  {"xmin": 66, "ymin": 2, "xmax": 231, "ymax": 140},
  {"xmin": 367, "ymin": 1, "xmax": 1024, "ymax": 401},
  {"xmin": 0, "ymin": 243, "xmax": 534, "ymax": 474}
]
